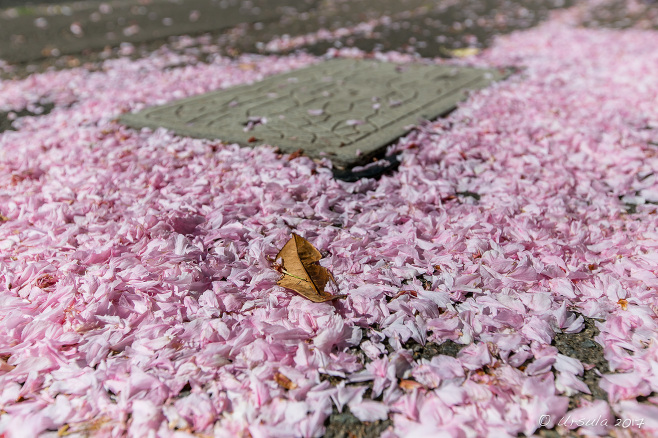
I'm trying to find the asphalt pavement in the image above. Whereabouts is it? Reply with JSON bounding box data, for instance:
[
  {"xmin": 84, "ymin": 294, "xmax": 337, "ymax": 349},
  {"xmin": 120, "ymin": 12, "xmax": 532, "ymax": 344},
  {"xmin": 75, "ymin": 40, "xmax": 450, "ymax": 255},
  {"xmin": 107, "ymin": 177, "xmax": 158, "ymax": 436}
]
[
  {"xmin": 0, "ymin": 0, "xmax": 574, "ymax": 75},
  {"xmin": 0, "ymin": 0, "xmax": 318, "ymax": 63}
]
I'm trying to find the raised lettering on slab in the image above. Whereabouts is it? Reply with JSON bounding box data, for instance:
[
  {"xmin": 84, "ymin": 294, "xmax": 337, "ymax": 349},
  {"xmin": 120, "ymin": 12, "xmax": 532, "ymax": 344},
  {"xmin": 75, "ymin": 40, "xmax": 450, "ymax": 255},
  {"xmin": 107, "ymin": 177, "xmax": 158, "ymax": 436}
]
[{"xmin": 120, "ymin": 59, "xmax": 504, "ymax": 168}]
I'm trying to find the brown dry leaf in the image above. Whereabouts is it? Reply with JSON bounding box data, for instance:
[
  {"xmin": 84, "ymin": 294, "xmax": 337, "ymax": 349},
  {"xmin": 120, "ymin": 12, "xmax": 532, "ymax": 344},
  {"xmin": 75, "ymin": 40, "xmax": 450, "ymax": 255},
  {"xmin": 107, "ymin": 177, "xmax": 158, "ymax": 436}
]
[
  {"xmin": 275, "ymin": 233, "xmax": 345, "ymax": 303},
  {"xmin": 274, "ymin": 372, "xmax": 298, "ymax": 390}
]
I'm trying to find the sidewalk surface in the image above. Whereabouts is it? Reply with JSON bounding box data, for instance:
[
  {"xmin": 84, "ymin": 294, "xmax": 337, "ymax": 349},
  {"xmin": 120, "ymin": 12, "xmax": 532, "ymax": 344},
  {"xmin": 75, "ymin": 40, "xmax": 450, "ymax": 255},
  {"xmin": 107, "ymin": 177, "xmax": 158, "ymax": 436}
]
[{"xmin": 1, "ymin": 1, "xmax": 658, "ymax": 438}]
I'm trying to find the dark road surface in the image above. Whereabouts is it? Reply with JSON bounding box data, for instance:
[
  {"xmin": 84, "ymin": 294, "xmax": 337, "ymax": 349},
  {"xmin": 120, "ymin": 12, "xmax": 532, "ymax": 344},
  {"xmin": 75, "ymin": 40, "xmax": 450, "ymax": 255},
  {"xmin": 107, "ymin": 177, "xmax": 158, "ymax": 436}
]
[
  {"xmin": 0, "ymin": 0, "xmax": 573, "ymax": 75},
  {"xmin": 0, "ymin": 0, "xmax": 318, "ymax": 63}
]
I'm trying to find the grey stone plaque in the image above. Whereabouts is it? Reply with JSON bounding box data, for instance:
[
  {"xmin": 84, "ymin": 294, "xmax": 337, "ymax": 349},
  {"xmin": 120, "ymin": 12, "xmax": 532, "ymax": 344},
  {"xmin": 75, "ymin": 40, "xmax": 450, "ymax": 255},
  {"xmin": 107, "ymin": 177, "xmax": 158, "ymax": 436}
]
[{"xmin": 120, "ymin": 59, "xmax": 504, "ymax": 168}]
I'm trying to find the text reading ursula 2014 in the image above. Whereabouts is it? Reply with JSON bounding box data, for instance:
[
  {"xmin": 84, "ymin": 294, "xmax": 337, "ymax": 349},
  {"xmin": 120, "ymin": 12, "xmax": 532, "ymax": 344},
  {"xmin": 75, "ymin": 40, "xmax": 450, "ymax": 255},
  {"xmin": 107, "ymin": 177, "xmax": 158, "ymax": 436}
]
[{"xmin": 538, "ymin": 415, "xmax": 644, "ymax": 429}]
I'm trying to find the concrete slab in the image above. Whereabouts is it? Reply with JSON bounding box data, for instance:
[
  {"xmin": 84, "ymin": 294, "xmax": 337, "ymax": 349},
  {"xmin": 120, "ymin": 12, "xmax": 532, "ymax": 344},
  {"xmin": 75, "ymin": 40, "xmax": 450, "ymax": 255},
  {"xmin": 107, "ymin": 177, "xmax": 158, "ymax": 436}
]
[{"xmin": 120, "ymin": 59, "xmax": 505, "ymax": 169}]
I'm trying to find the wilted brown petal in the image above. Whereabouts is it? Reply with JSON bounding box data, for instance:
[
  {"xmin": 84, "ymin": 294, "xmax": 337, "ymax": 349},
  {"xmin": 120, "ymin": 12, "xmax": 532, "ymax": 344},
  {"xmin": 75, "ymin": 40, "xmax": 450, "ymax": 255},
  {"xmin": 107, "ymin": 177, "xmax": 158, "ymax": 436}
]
[
  {"xmin": 399, "ymin": 379, "xmax": 424, "ymax": 391},
  {"xmin": 274, "ymin": 372, "xmax": 298, "ymax": 390}
]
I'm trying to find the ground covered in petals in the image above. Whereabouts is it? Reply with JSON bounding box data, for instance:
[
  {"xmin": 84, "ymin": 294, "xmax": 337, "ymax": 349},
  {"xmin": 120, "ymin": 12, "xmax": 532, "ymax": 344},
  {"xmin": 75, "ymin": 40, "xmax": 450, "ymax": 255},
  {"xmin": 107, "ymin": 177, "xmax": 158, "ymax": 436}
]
[{"xmin": 1, "ymin": 3, "xmax": 658, "ymax": 438}]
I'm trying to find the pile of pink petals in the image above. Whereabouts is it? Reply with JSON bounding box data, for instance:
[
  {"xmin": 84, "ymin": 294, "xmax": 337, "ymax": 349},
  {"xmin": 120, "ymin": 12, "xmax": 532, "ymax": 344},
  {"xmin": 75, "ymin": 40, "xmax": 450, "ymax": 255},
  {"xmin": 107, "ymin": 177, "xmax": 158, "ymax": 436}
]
[{"xmin": 2, "ymin": 5, "xmax": 658, "ymax": 438}]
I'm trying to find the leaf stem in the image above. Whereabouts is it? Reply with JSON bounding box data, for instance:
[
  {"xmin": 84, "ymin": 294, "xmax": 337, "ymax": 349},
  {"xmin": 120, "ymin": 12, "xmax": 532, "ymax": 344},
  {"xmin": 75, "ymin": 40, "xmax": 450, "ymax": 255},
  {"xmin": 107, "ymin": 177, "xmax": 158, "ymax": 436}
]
[{"xmin": 282, "ymin": 269, "xmax": 310, "ymax": 282}]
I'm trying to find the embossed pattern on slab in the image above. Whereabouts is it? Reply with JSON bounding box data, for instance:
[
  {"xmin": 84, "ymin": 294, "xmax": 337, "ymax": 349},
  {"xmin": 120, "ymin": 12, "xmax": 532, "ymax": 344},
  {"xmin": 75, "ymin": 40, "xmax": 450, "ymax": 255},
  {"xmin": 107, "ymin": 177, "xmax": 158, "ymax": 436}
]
[{"xmin": 120, "ymin": 59, "xmax": 504, "ymax": 168}]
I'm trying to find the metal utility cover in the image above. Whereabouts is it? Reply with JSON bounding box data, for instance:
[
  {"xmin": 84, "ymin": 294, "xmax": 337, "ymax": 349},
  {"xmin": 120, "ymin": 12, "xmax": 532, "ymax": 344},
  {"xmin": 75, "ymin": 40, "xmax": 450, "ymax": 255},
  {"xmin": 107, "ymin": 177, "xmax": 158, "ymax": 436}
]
[{"xmin": 120, "ymin": 59, "xmax": 504, "ymax": 168}]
